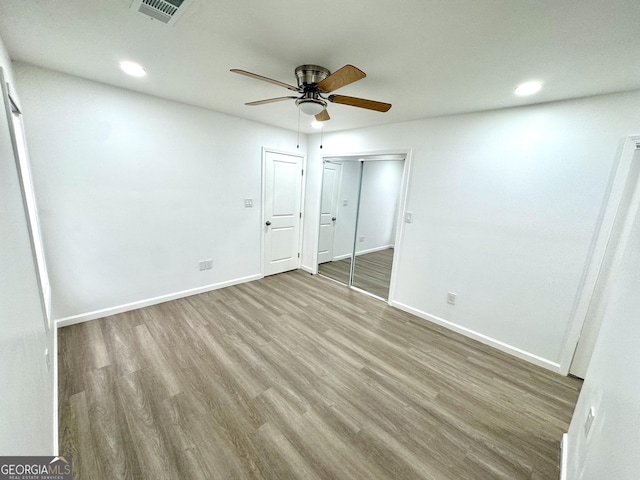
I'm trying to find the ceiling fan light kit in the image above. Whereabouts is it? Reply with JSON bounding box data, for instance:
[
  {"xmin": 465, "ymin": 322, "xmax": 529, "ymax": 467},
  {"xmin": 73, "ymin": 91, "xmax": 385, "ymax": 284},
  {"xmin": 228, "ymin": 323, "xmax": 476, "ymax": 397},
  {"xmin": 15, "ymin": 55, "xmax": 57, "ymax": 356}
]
[
  {"xmin": 296, "ymin": 99, "xmax": 326, "ymax": 115},
  {"xmin": 231, "ymin": 64, "xmax": 392, "ymax": 122},
  {"xmin": 296, "ymin": 91, "xmax": 327, "ymax": 115}
]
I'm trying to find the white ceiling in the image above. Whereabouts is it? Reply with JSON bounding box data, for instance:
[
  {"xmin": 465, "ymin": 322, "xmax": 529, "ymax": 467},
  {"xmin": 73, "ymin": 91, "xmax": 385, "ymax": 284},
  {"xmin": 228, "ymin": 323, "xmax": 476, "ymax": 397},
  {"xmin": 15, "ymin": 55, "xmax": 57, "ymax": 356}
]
[{"xmin": 1, "ymin": 0, "xmax": 639, "ymax": 134}]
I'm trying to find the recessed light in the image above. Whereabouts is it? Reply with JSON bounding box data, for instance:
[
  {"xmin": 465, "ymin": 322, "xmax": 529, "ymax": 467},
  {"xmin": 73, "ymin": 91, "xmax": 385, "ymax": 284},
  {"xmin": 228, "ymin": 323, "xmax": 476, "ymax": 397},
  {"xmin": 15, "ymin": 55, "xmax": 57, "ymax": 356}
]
[
  {"xmin": 515, "ymin": 81, "xmax": 542, "ymax": 96},
  {"xmin": 311, "ymin": 121, "xmax": 323, "ymax": 129},
  {"xmin": 120, "ymin": 61, "xmax": 146, "ymax": 77}
]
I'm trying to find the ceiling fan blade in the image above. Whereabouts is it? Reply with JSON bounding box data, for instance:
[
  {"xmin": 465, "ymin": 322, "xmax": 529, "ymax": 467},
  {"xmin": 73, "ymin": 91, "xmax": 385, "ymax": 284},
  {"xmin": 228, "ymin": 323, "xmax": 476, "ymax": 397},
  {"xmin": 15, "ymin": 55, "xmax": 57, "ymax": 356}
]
[
  {"xmin": 315, "ymin": 109, "xmax": 330, "ymax": 122},
  {"xmin": 328, "ymin": 94, "xmax": 392, "ymax": 112},
  {"xmin": 245, "ymin": 96, "xmax": 298, "ymax": 106},
  {"xmin": 230, "ymin": 69, "xmax": 299, "ymax": 92},
  {"xmin": 317, "ymin": 65, "xmax": 366, "ymax": 93}
]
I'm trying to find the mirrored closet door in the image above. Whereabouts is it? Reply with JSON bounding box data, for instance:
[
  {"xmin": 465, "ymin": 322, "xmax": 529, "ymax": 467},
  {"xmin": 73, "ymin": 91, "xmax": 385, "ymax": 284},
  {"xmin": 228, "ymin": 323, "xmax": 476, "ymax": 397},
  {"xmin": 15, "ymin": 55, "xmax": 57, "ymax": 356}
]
[{"xmin": 317, "ymin": 155, "xmax": 405, "ymax": 300}]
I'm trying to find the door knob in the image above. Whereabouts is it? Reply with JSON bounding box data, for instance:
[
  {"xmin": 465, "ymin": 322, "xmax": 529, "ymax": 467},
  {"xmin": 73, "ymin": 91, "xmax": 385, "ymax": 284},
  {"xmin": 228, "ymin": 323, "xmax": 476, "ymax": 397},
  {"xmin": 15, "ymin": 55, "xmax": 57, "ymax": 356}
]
[
  {"xmin": 332, "ymin": 217, "xmax": 336, "ymax": 221},
  {"xmin": 265, "ymin": 221, "xmax": 271, "ymax": 226}
]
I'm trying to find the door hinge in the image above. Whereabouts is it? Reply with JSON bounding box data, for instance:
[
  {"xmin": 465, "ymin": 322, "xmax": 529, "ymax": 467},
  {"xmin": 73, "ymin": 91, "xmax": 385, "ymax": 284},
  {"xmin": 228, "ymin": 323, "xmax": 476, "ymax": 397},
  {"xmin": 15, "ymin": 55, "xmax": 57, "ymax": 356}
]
[
  {"xmin": 297, "ymin": 252, "xmax": 300, "ymax": 258},
  {"xmin": 301, "ymin": 169, "xmax": 304, "ymax": 176},
  {"xmin": 299, "ymin": 212, "xmax": 302, "ymax": 218}
]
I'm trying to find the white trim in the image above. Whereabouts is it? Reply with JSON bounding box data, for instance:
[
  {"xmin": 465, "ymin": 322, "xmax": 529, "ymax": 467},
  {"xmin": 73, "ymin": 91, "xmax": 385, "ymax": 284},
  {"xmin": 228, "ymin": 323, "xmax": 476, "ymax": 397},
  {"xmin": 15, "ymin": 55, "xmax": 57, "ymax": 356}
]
[
  {"xmin": 559, "ymin": 135, "xmax": 640, "ymax": 375},
  {"xmin": 388, "ymin": 149, "xmax": 412, "ymax": 303},
  {"xmin": 560, "ymin": 433, "xmax": 569, "ymax": 480},
  {"xmin": 354, "ymin": 244, "xmax": 394, "ymax": 257},
  {"xmin": 53, "ymin": 324, "xmax": 59, "ymax": 455},
  {"xmin": 56, "ymin": 273, "xmax": 262, "ymax": 327},
  {"xmin": 332, "ymin": 244, "xmax": 395, "ymax": 261},
  {"xmin": 390, "ymin": 300, "xmax": 560, "ymax": 373},
  {"xmin": 300, "ymin": 265, "xmax": 315, "ymax": 274},
  {"xmin": 0, "ymin": 70, "xmax": 52, "ymax": 333}
]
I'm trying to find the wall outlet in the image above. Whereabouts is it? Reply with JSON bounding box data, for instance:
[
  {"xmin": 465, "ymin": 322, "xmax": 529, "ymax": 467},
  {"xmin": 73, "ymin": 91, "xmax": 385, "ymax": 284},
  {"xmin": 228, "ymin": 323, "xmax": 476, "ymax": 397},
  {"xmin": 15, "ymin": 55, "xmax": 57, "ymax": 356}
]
[
  {"xmin": 584, "ymin": 406, "xmax": 595, "ymax": 437},
  {"xmin": 359, "ymin": 236, "xmax": 365, "ymax": 242},
  {"xmin": 343, "ymin": 200, "xmax": 348, "ymax": 207},
  {"xmin": 447, "ymin": 292, "xmax": 457, "ymax": 305},
  {"xmin": 244, "ymin": 198, "xmax": 253, "ymax": 208},
  {"xmin": 199, "ymin": 259, "xmax": 213, "ymax": 271}
]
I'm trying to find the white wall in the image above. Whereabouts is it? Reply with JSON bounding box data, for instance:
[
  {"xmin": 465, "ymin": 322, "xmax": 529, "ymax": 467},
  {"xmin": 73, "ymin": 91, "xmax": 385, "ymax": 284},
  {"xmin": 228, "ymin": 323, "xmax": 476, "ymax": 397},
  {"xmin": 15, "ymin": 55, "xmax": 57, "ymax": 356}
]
[
  {"xmin": 330, "ymin": 160, "xmax": 403, "ymax": 259},
  {"xmin": 14, "ymin": 63, "xmax": 305, "ymax": 323},
  {"xmin": 302, "ymin": 90, "xmax": 640, "ymax": 369},
  {"xmin": 566, "ymin": 150, "xmax": 640, "ymax": 479},
  {"xmin": 356, "ymin": 160, "xmax": 403, "ymax": 253},
  {"xmin": 0, "ymin": 38, "xmax": 54, "ymax": 454}
]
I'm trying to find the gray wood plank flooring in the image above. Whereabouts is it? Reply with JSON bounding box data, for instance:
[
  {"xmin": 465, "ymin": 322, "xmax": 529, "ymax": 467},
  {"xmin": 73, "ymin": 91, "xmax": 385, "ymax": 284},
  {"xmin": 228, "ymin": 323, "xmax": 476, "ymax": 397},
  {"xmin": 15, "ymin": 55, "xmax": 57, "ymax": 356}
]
[
  {"xmin": 58, "ymin": 270, "xmax": 581, "ymax": 479},
  {"xmin": 318, "ymin": 248, "xmax": 393, "ymax": 299}
]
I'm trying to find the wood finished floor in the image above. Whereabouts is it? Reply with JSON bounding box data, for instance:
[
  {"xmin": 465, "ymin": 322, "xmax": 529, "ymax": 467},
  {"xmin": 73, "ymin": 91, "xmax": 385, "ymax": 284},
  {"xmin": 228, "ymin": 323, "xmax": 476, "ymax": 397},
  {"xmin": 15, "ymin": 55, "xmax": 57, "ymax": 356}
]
[
  {"xmin": 58, "ymin": 270, "xmax": 581, "ymax": 480},
  {"xmin": 318, "ymin": 248, "xmax": 394, "ymax": 299}
]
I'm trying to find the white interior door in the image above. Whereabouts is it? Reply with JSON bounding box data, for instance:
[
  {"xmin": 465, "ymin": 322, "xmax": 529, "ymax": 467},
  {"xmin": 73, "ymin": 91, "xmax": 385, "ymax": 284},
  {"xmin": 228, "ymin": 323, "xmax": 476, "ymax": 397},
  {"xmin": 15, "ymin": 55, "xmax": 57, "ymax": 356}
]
[
  {"xmin": 263, "ymin": 151, "xmax": 303, "ymax": 276},
  {"xmin": 318, "ymin": 162, "xmax": 341, "ymax": 264}
]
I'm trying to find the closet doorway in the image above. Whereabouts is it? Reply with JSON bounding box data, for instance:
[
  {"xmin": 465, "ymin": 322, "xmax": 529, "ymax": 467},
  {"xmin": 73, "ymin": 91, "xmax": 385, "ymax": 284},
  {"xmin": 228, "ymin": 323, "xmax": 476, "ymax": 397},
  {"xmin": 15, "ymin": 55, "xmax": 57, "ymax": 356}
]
[{"xmin": 317, "ymin": 153, "xmax": 407, "ymax": 301}]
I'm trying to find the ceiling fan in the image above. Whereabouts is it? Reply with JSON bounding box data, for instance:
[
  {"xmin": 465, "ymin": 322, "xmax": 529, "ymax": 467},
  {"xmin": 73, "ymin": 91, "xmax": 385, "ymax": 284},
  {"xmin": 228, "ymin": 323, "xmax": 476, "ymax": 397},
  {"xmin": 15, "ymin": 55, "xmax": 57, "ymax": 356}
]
[{"xmin": 230, "ymin": 64, "xmax": 391, "ymax": 122}]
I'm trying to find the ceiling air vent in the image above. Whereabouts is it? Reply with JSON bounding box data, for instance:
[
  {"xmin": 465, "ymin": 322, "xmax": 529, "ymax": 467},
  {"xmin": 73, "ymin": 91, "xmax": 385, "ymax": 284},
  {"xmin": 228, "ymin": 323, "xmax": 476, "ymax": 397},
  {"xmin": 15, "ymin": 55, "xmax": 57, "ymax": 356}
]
[{"xmin": 131, "ymin": 0, "xmax": 194, "ymax": 26}]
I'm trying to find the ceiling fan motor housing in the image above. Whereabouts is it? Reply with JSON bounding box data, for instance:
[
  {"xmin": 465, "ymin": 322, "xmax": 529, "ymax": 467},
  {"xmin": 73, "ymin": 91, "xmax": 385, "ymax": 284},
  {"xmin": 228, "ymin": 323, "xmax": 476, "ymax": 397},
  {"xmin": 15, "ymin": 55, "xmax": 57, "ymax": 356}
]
[
  {"xmin": 295, "ymin": 65, "xmax": 330, "ymax": 89},
  {"xmin": 294, "ymin": 65, "xmax": 330, "ymax": 115}
]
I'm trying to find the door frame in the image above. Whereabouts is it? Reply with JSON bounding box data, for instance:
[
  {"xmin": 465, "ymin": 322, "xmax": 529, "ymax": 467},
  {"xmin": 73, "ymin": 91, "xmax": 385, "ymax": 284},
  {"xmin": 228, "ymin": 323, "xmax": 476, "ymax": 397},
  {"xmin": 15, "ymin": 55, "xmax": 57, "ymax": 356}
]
[
  {"xmin": 1, "ymin": 70, "xmax": 52, "ymax": 332},
  {"xmin": 311, "ymin": 148, "xmax": 413, "ymax": 305},
  {"xmin": 261, "ymin": 147, "xmax": 306, "ymax": 277},
  {"xmin": 318, "ymin": 160, "xmax": 343, "ymax": 265},
  {"xmin": 559, "ymin": 135, "xmax": 640, "ymax": 375}
]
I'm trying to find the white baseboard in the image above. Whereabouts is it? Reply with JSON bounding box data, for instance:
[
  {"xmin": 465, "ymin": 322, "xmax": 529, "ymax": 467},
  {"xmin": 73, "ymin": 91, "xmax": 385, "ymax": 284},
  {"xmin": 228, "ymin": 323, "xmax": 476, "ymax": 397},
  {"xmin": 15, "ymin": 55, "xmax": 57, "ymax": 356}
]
[
  {"xmin": 55, "ymin": 273, "xmax": 263, "ymax": 328},
  {"xmin": 52, "ymin": 322, "xmax": 59, "ymax": 455},
  {"xmin": 389, "ymin": 300, "xmax": 561, "ymax": 373},
  {"xmin": 560, "ymin": 433, "xmax": 568, "ymax": 480},
  {"xmin": 333, "ymin": 244, "xmax": 394, "ymax": 261},
  {"xmin": 356, "ymin": 244, "xmax": 394, "ymax": 256},
  {"xmin": 300, "ymin": 264, "xmax": 315, "ymax": 274}
]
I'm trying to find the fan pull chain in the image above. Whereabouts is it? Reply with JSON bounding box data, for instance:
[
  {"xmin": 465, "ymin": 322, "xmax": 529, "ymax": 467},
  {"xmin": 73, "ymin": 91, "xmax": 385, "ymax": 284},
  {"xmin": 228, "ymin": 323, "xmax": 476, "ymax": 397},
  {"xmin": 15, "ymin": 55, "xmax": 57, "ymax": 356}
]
[
  {"xmin": 320, "ymin": 123, "xmax": 323, "ymax": 149},
  {"xmin": 296, "ymin": 109, "xmax": 300, "ymax": 149}
]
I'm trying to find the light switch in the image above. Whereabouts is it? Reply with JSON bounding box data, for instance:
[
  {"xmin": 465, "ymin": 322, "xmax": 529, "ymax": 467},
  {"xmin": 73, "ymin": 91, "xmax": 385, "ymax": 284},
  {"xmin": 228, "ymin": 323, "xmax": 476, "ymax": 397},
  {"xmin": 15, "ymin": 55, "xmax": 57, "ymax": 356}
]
[
  {"xmin": 405, "ymin": 211, "xmax": 413, "ymax": 223},
  {"xmin": 244, "ymin": 198, "xmax": 253, "ymax": 208}
]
